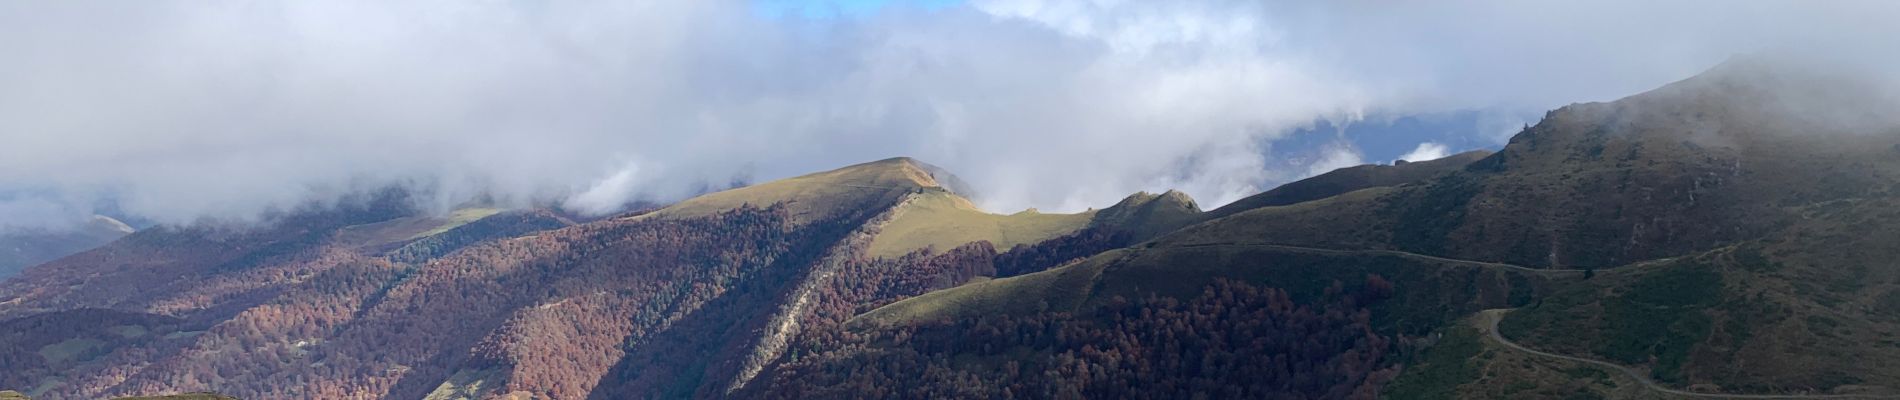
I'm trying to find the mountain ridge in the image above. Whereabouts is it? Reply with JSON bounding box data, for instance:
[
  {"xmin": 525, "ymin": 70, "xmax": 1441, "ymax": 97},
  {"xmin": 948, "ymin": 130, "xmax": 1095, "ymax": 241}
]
[
  {"xmin": 823, "ymin": 56, "xmax": 1900, "ymax": 398},
  {"xmin": 9, "ymin": 57, "xmax": 1900, "ymax": 399}
]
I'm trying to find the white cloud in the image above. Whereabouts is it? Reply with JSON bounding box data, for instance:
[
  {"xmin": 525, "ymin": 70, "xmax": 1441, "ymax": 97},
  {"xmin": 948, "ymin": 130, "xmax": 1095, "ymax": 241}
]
[
  {"xmin": 1305, "ymin": 144, "xmax": 1365, "ymax": 178},
  {"xmin": 0, "ymin": 195, "xmax": 91, "ymax": 231},
  {"xmin": 1397, "ymin": 142, "xmax": 1451, "ymax": 163},
  {"xmin": 0, "ymin": 0, "xmax": 1896, "ymax": 228},
  {"xmin": 567, "ymin": 161, "xmax": 645, "ymax": 215}
]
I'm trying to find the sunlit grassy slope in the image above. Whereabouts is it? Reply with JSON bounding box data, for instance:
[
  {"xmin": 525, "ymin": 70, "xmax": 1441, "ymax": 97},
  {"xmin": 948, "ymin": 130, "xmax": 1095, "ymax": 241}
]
[
  {"xmin": 865, "ymin": 189, "xmax": 1096, "ymax": 258},
  {"xmin": 850, "ymin": 207, "xmax": 1560, "ymax": 334},
  {"xmin": 642, "ymin": 147, "xmax": 1482, "ymax": 260},
  {"xmin": 408, "ymin": 208, "xmax": 504, "ymax": 239},
  {"xmin": 648, "ymin": 156, "xmax": 1205, "ymax": 259},
  {"xmin": 331, "ymin": 207, "xmax": 504, "ymax": 252},
  {"xmin": 647, "ymin": 157, "xmax": 938, "ymax": 224}
]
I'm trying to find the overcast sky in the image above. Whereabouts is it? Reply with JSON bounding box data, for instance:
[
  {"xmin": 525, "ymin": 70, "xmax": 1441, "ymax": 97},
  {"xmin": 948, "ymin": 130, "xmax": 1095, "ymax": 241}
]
[{"xmin": 2, "ymin": 0, "xmax": 1896, "ymax": 229}]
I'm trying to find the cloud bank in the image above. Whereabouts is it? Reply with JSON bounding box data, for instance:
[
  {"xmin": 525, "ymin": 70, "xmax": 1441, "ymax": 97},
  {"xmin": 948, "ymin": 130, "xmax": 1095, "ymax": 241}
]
[{"xmin": 2, "ymin": 0, "xmax": 1896, "ymax": 229}]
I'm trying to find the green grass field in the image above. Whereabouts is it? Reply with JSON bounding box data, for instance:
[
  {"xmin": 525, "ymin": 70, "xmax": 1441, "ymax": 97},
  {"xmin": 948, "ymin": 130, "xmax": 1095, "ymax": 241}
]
[
  {"xmin": 407, "ymin": 208, "xmax": 503, "ymax": 240},
  {"xmin": 866, "ymin": 190, "xmax": 1094, "ymax": 258},
  {"xmin": 649, "ymin": 157, "xmax": 936, "ymax": 224}
]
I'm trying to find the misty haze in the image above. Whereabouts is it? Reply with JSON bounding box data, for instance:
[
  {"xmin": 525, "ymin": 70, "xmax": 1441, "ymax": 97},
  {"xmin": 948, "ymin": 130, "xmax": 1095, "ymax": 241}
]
[{"xmin": 4, "ymin": 1, "xmax": 1900, "ymax": 399}]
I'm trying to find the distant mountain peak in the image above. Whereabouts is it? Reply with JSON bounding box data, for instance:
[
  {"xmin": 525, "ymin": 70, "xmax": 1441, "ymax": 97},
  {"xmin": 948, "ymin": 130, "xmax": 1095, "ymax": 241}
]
[
  {"xmin": 1531, "ymin": 54, "xmax": 1898, "ymax": 145},
  {"xmin": 1105, "ymin": 190, "xmax": 1200, "ymax": 213},
  {"xmin": 905, "ymin": 158, "xmax": 981, "ymax": 198},
  {"xmin": 831, "ymin": 156, "xmax": 945, "ymax": 189}
]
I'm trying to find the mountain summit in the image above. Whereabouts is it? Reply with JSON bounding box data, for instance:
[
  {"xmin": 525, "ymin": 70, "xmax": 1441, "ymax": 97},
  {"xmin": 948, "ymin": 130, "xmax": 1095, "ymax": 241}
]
[{"xmin": 650, "ymin": 157, "xmax": 941, "ymax": 223}]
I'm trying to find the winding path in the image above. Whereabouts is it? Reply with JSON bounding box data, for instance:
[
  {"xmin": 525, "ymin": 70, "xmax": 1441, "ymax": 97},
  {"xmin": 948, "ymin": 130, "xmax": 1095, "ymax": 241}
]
[{"xmin": 1479, "ymin": 309, "xmax": 1897, "ymax": 399}]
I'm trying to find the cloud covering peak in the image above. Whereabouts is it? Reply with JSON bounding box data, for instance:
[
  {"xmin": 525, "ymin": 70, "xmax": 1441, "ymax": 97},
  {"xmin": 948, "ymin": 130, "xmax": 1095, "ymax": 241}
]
[{"xmin": 2, "ymin": 0, "xmax": 1896, "ymax": 229}]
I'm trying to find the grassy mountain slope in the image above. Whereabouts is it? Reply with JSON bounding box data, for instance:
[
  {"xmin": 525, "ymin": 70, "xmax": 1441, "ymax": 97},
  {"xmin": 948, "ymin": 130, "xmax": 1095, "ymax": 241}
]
[
  {"xmin": 1500, "ymin": 197, "xmax": 1900, "ymax": 394},
  {"xmin": 1089, "ymin": 189, "xmax": 1202, "ymax": 240},
  {"xmin": 1454, "ymin": 59, "xmax": 1900, "ymax": 397},
  {"xmin": 664, "ymin": 149, "xmax": 1480, "ymax": 265},
  {"xmin": 1383, "ymin": 311, "xmax": 1665, "ymax": 400},
  {"xmin": 817, "ymin": 57, "xmax": 1900, "ymax": 398},
  {"xmin": 868, "ymin": 187, "xmax": 1210, "ymax": 260},
  {"xmin": 650, "ymin": 156, "xmax": 1100, "ymax": 260},
  {"xmin": 648, "ymin": 157, "xmax": 938, "ymax": 224},
  {"xmin": 1197, "ymin": 150, "xmax": 1491, "ymax": 223},
  {"xmin": 1159, "ymin": 58, "xmax": 1900, "ymax": 269},
  {"xmin": 861, "ymin": 150, "xmax": 1476, "ymax": 262},
  {"xmin": 852, "ymin": 217, "xmax": 1567, "ymax": 336},
  {"xmin": 865, "ymin": 188, "xmax": 1094, "ymax": 258}
]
